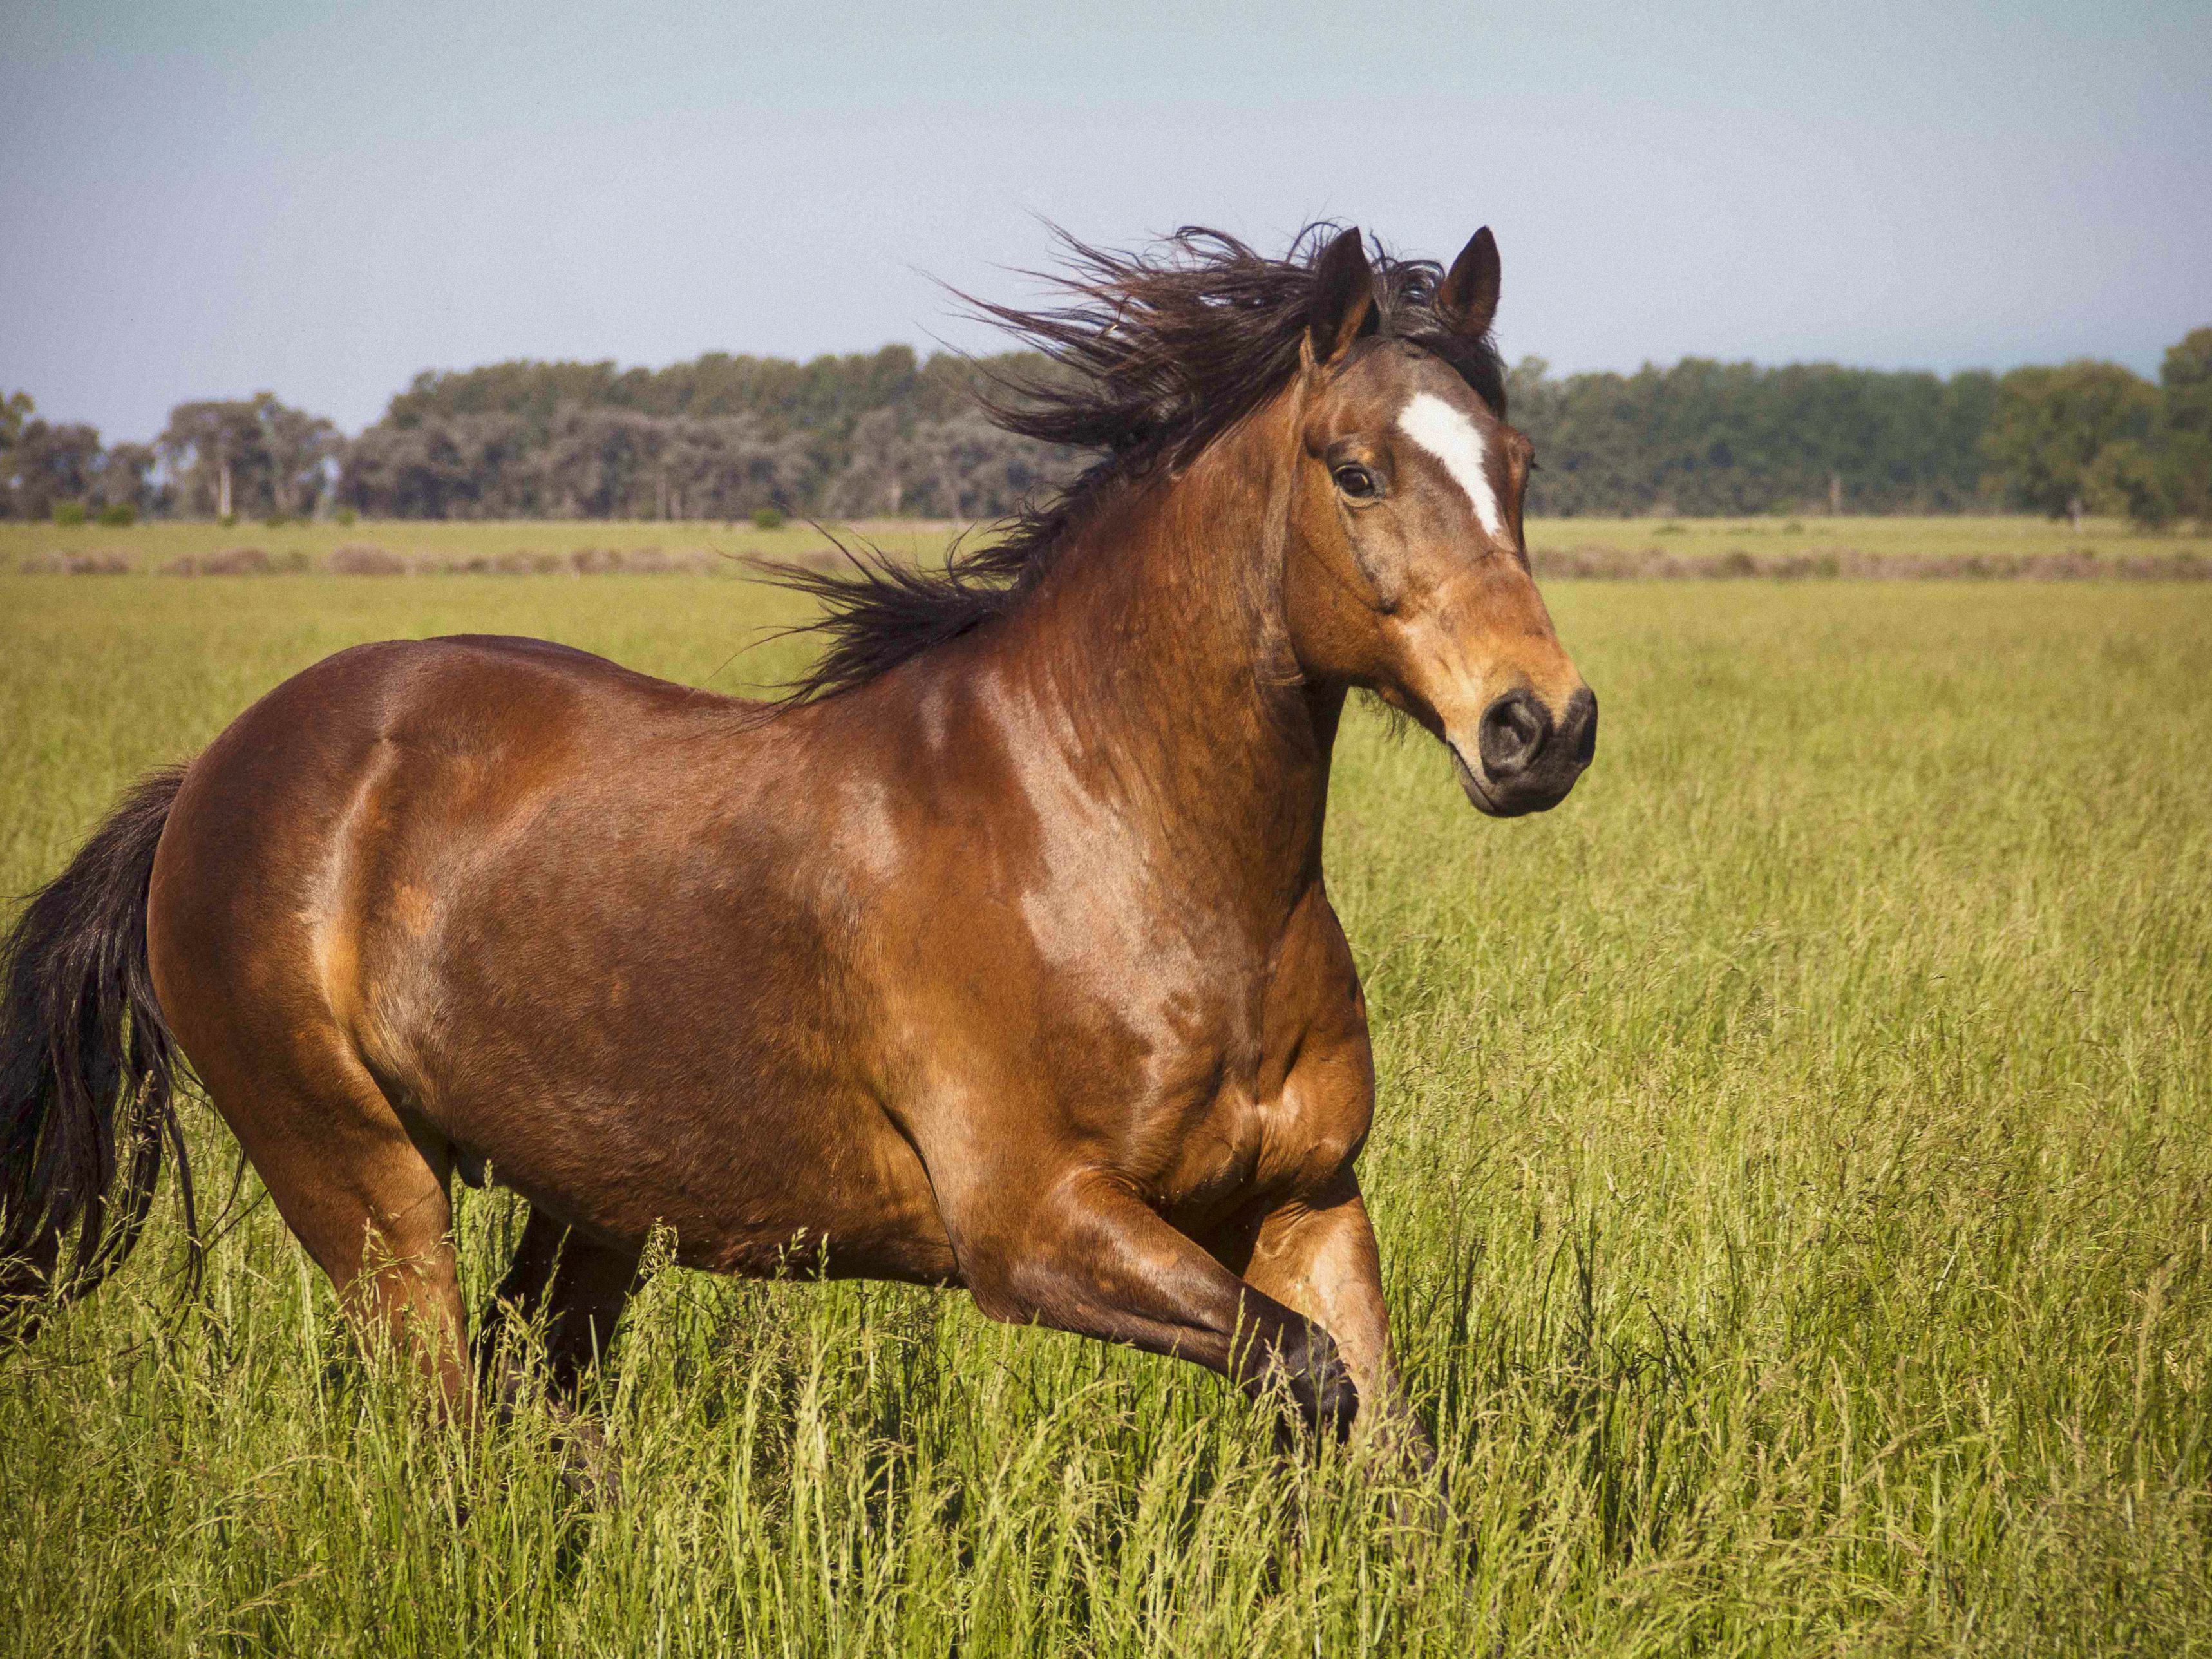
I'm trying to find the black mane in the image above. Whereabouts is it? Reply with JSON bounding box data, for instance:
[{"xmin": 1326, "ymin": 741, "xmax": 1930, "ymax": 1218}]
[{"xmin": 765, "ymin": 224, "xmax": 1508, "ymax": 702}]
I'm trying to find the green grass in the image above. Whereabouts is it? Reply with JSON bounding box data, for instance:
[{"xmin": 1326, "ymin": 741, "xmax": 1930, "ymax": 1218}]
[
  {"xmin": 5, "ymin": 512, "xmax": 2209, "ymax": 577},
  {"xmin": 1522, "ymin": 511, "xmax": 2212, "ymax": 567},
  {"xmin": 1, "ymin": 573, "xmax": 2208, "ymax": 1655},
  {"xmin": 0, "ymin": 516, "xmax": 947, "ymax": 576}
]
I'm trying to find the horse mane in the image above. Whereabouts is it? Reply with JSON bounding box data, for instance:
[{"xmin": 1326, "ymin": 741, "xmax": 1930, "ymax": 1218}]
[{"xmin": 764, "ymin": 223, "xmax": 1508, "ymax": 703}]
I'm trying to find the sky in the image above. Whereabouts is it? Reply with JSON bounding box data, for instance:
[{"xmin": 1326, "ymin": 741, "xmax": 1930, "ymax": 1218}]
[{"xmin": 3, "ymin": 0, "xmax": 2208, "ymax": 441}]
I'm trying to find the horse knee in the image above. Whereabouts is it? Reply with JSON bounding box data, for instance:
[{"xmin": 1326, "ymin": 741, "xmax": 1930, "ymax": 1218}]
[{"xmin": 1255, "ymin": 1314, "xmax": 1359, "ymax": 1440}]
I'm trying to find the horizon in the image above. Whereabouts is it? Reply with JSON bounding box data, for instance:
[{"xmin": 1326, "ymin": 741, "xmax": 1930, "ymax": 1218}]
[{"xmin": 5, "ymin": 1, "xmax": 2207, "ymax": 442}]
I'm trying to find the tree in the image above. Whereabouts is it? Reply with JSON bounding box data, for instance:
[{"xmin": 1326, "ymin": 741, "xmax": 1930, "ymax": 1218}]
[
  {"xmin": 160, "ymin": 394, "xmax": 337, "ymax": 518},
  {"xmin": 94, "ymin": 442, "xmax": 158, "ymax": 517},
  {"xmin": 0, "ymin": 393, "xmax": 151, "ymax": 521},
  {"xmin": 0, "ymin": 391, "xmax": 29, "ymax": 518},
  {"xmin": 260, "ymin": 400, "xmax": 340, "ymax": 517},
  {"xmin": 3, "ymin": 420, "xmax": 104, "ymax": 520},
  {"xmin": 2151, "ymin": 328, "xmax": 2212, "ymax": 524},
  {"xmin": 1981, "ymin": 361, "xmax": 2158, "ymax": 520},
  {"xmin": 159, "ymin": 400, "xmax": 259, "ymax": 518}
]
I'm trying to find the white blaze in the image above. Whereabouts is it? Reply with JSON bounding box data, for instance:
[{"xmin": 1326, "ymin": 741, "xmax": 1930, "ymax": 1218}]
[{"xmin": 1398, "ymin": 392, "xmax": 1505, "ymax": 540}]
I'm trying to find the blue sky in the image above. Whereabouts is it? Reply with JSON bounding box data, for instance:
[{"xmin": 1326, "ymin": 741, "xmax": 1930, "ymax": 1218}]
[{"xmin": 4, "ymin": 0, "xmax": 2207, "ymax": 438}]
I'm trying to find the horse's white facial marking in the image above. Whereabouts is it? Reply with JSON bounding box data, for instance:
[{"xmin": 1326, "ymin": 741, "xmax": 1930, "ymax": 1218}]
[{"xmin": 1398, "ymin": 392, "xmax": 1505, "ymax": 540}]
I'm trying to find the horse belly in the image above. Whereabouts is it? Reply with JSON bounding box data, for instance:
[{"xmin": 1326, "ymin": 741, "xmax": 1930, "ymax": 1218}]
[
  {"xmin": 354, "ymin": 867, "xmax": 960, "ymax": 1286},
  {"xmin": 428, "ymin": 1059, "xmax": 961, "ymax": 1287}
]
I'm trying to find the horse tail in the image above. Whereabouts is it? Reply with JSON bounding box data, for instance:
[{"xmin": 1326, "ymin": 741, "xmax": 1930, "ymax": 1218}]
[{"xmin": 0, "ymin": 767, "xmax": 198, "ymax": 1339}]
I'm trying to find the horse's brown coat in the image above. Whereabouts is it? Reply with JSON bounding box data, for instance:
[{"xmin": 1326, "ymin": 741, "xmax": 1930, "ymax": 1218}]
[{"xmin": 124, "ymin": 228, "xmax": 1594, "ymax": 1446}]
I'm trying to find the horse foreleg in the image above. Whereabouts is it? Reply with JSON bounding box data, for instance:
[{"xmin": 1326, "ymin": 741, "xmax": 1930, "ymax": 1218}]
[
  {"xmin": 1214, "ymin": 1171, "xmax": 1432, "ymax": 1465},
  {"xmin": 948, "ymin": 1166, "xmax": 1358, "ymax": 1437}
]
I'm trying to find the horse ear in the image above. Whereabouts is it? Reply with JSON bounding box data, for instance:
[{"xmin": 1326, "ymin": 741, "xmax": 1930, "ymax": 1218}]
[
  {"xmin": 1439, "ymin": 226, "xmax": 1501, "ymax": 337},
  {"xmin": 1308, "ymin": 227, "xmax": 1375, "ymax": 366}
]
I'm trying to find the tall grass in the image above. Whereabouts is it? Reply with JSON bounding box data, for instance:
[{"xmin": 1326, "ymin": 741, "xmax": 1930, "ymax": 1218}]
[{"xmin": 1, "ymin": 577, "xmax": 2206, "ymax": 1655}]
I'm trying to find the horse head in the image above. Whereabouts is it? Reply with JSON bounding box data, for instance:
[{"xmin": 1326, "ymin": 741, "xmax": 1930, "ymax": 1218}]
[{"xmin": 1283, "ymin": 227, "xmax": 1596, "ymax": 817}]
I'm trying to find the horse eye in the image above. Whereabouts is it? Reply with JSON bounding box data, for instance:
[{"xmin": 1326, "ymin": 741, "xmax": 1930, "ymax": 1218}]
[{"xmin": 1333, "ymin": 464, "xmax": 1379, "ymax": 500}]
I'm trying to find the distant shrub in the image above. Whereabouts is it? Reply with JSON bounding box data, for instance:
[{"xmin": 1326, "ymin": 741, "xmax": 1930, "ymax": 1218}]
[
  {"xmin": 161, "ymin": 547, "xmax": 272, "ymax": 576},
  {"xmin": 19, "ymin": 551, "xmax": 130, "ymax": 574},
  {"xmin": 328, "ymin": 544, "xmax": 408, "ymax": 576},
  {"xmin": 555, "ymin": 545, "xmax": 715, "ymax": 575},
  {"xmin": 751, "ymin": 507, "xmax": 786, "ymax": 531},
  {"xmin": 335, "ymin": 507, "xmax": 358, "ymax": 526},
  {"xmin": 97, "ymin": 504, "xmax": 136, "ymax": 527},
  {"xmin": 50, "ymin": 502, "xmax": 88, "ymax": 526},
  {"xmin": 491, "ymin": 550, "xmax": 564, "ymax": 574}
]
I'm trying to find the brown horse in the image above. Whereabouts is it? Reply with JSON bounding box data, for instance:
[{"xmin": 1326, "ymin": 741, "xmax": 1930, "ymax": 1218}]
[{"xmin": 1, "ymin": 225, "xmax": 1593, "ymax": 1454}]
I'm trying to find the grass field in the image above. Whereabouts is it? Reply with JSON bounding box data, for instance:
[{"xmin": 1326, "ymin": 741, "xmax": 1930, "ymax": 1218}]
[
  {"xmin": 1, "ymin": 568, "xmax": 2208, "ymax": 1655},
  {"xmin": 5, "ymin": 511, "xmax": 2210, "ymax": 578}
]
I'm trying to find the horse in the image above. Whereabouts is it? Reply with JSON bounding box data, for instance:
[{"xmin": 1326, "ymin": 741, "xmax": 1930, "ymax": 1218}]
[{"xmin": 0, "ymin": 223, "xmax": 1594, "ymax": 1457}]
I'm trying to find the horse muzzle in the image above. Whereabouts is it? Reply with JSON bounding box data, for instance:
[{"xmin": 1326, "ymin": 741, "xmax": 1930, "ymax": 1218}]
[{"xmin": 1450, "ymin": 685, "xmax": 1597, "ymax": 817}]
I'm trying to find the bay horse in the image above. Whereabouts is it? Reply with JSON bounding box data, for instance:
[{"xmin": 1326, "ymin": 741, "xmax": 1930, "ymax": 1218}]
[{"xmin": 1, "ymin": 225, "xmax": 1594, "ymax": 1455}]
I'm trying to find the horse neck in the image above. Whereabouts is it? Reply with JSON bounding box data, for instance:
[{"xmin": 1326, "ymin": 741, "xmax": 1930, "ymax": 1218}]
[{"xmin": 992, "ymin": 402, "xmax": 1344, "ymax": 916}]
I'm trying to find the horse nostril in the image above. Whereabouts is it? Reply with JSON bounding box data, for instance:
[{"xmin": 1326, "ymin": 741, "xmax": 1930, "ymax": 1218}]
[
  {"xmin": 1564, "ymin": 688, "xmax": 1598, "ymax": 767},
  {"xmin": 1477, "ymin": 690, "xmax": 1547, "ymax": 779}
]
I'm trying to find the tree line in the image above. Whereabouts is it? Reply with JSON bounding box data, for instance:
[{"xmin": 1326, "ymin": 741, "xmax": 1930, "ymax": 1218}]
[
  {"xmin": 5, "ymin": 329, "xmax": 2206, "ymax": 526},
  {"xmin": 0, "ymin": 392, "xmax": 339, "ymax": 525}
]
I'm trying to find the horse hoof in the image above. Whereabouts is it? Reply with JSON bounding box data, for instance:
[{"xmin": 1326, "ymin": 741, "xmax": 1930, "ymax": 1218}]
[
  {"xmin": 1271, "ymin": 1322, "xmax": 1359, "ymax": 1443},
  {"xmin": 551, "ymin": 1410, "xmax": 623, "ymax": 1506}
]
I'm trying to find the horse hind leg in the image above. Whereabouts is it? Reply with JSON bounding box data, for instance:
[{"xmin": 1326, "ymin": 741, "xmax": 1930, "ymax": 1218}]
[
  {"xmin": 475, "ymin": 1207, "xmax": 639, "ymax": 1497},
  {"xmin": 188, "ymin": 1032, "xmax": 473, "ymax": 1414},
  {"xmin": 475, "ymin": 1206, "xmax": 641, "ymax": 1408}
]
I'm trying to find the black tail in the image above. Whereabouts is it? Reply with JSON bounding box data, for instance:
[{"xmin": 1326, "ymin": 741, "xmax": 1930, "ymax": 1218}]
[{"xmin": 0, "ymin": 767, "xmax": 198, "ymax": 1338}]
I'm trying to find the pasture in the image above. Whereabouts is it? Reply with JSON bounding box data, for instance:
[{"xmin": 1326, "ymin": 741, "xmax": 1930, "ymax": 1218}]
[
  {"xmin": 1, "ymin": 566, "xmax": 2207, "ymax": 1654},
  {"xmin": 5, "ymin": 510, "xmax": 2212, "ymax": 579}
]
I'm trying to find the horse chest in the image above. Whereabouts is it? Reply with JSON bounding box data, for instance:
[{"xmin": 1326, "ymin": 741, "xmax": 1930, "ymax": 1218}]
[
  {"xmin": 1142, "ymin": 1022, "xmax": 1372, "ymax": 1222},
  {"xmin": 1088, "ymin": 896, "xmax": 1374, "ymax": 1221}
]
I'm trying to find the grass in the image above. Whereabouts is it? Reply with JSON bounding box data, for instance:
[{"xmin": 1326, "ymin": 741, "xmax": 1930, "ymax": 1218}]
[
  {"xmin": 0, "ymin": 517, "xmax": 944, "ymax": 576},
  {"xmin": 5, "ymin": 512, "xmax": 2209, "ymax": 577},
  {"xmin": 1522, "ymin": 511, "xmax": 2212, "ymax": 567},
  {"xmin": 1, "ymin": 571, "xmax": 2207, "ymax": 1655}
]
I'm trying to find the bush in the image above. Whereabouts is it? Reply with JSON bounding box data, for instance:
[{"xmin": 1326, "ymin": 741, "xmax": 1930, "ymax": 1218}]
[
  {"xmin": 335, "ymin": 507, "xmax": 358, "ymax": 526},
  {"xmin": 160, "ymin": 547, "xmax": 272, "ymax": 576},
  {"xmin": 19, "ymin": 551, "xmax": 129, "ymax": 574},
  {"xmin": 327, "ymin": 543, "xmax": 408, "ymax": 576},
  {"xmin": 97, "ymin": 504, "xmax": 136, "ymax": 527},
  {"xmin": 50, "ymin": 501, "xmax": 88, "ymax": 526},
  {"xmin": 751, "ymin": 506, "xmax": 786, "ymax": 531}
]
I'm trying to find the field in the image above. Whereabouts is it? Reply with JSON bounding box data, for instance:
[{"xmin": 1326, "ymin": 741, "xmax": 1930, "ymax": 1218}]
[
  {"xmin": 5, "ymin": 511, "xmax": 2212, "ymax": 580},
  {"xmin": 1, "ymin": 562, "xmax": 2208, "ymax": 1654}
]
